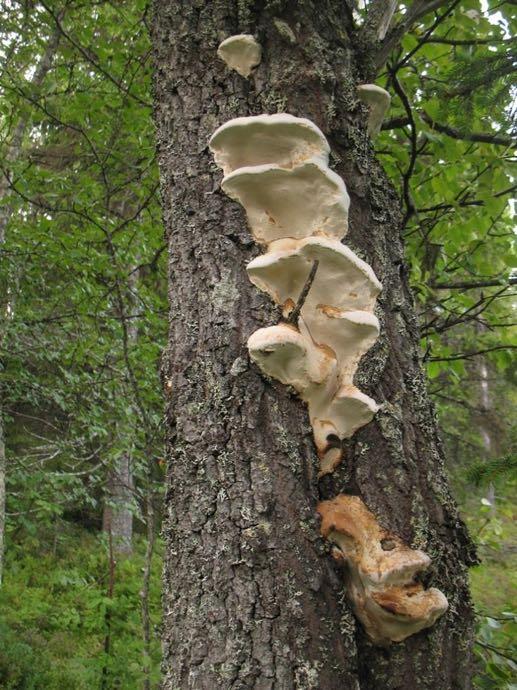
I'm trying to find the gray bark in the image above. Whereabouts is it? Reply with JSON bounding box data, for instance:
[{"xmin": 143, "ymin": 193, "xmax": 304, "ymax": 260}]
[
  {"xmin": 102, "ymin": 451, "xmax": 134, "ymax": 555},
  {"xmin": 102, "ymin": 266, "xmax": 140, "ymax": 555},
  {"xmin": 152, "ymin": 1, "xmax": 477, "ymax": 688}
]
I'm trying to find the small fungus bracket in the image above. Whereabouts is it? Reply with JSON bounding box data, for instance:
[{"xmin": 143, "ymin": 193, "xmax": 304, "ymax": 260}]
[
  {"xmin": 357, "ymin": 84, "xmax": 391, "ymax": 137},
  {"xmin": 217, "ymin": 35, "xmax": 262, "ymax": 78}
]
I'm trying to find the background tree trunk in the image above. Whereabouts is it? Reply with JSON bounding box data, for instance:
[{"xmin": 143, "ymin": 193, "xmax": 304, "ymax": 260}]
[
  {"xmin": 102, "ymin": 265, "xmax": 140, "ymax": 555},
  {"xmin": 152, "ymin": 2, "xmax": 477, "ymax": 688}
]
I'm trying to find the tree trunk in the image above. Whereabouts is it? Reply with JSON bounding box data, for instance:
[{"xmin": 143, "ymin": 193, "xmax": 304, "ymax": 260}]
[
  {"xmin": 152, "ymin": 2, "xmax": 477, "ymax": 688},
  {"xmin": 102, "ymin": 266, "xmax": 140, "ymax": 555},
  {"xmin": 102, "ymin": 451, "xmax": 133, "ymax": 555}
]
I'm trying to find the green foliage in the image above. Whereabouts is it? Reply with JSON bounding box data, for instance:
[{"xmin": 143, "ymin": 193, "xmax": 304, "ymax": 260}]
[
  {"xmin": 376, "ymin": 2, "xmax": 516, "ymax": 685},
  {"xmin": 0, "ymin": 527, "xmax": 162, "ymax": 689},
  {"xmin": 1, "ymin": 0, "xmax": 165, "ymax": 533},
  {"xmin": 462, "ymin": 482, "xmax": 517, "ymax": 688},
  {"xmin": 467, "ymin": 454, "xmax": 517, "ymax": 486}
]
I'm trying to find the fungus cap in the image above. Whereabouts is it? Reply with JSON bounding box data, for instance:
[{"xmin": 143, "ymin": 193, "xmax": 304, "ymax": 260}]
[
  {"xmin": 247, "ymin": 236, "xmax": 381, "ymax": 311},
  {"xmin": 209, "ymin": 114, "xmax": 330, "ymax": 175},
  {"xmin": 217, "ymin": 34, "xmax": 262, "ymax": 77},
  {"xmin": 222, "ymin": 162, "xmax": 350, "ymax": 244},
  {"xmin": 312, "ymin": 384, "xmax": 378, "ymax": 449},
  {"xmin": 247, "ymin": 323, "xmax": 336, "ymax": 395},
  {"xmin": 357, "ymin": 84, "xmax": 391, "ymax": 137},
  {"xmin": 300, "ymin": 308, "xmax": 379, "ymax": 382}
]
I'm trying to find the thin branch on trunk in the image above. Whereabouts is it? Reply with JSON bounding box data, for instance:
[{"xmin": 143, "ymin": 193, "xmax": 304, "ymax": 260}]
[
  {"xmin": 286, "ymin": 260, "xmax": 319, "ymax": 326},
  {"xmin": 382, "ymin": 113, "xmax": 514, "ymax": 147},
  {"xmin": 430, "ymin": 276, "xmax": 517, "ymax": 290}
]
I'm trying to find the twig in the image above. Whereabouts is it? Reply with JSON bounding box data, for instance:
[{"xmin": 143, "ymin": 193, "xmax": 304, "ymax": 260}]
[
  {"xmin": 428, "ymin": 345, "xmax": 516, "ymax": 362},
  {"xmin": 286, "ymin": 260, "xmax": 319, "ymax": 326},
  {"xmin": 430, "ymin": 277, "xmax": 517, "ymax": 290}
]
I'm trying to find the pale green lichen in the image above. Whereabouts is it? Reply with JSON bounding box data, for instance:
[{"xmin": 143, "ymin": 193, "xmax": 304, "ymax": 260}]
[{"xmin": 273, "ymin": 17, "xmax": 297, "ymax": 44}]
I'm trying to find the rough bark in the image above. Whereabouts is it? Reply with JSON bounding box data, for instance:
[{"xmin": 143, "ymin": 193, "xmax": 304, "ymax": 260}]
[{"xmin": 152, "ymin": 2, "xmax": 477, "ymax": 688}]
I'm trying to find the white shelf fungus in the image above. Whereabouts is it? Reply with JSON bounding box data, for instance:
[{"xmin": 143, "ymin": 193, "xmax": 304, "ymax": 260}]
[
  {"xmin": 357, "ymin": 84, "xmax": 391, "ymax": 137},
  {"xmin": 217, "ymin": 34, "xmax": 262, "ymax": 78},
  {"xmin": 209, "ymin": 114, "xmax": 330, "ymax": 175},
  {"xmin": 312, "ymin": 385, "xmax": 379, "ymax": 457},
  {"xmin": 222, "ymin": 162, "xmax": 350, "ymax": 245},
  {"xmin": 247, "ymin": 324, "xmax": 337, "ymax": 395},
  {"xmin": 210, "ymin": 113, "xmax": 380, "ymax": 472},
  {"xmin": 300, "ymin": 309, "xmax": 380, "ymax": 384},
  {"xmin": 247, "ymin": 236, "xmax": 381, "ymax": 313},
  {"xmin": 210, "ymin": 105, "xmax": 446, "ymax": 644},
  {"xmin": 318, "ymin": 495, "xmax": 448, "ymax": 645}
]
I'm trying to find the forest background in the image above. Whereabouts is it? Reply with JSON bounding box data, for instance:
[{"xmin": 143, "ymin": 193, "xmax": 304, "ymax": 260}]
[{"xmin": 0, "ymin": 0, "xmax": 515, "ymax": 688}]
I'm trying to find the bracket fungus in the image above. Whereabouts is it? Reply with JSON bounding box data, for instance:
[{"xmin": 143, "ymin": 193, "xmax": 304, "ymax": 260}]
[
  {"xmin": 357, "ymin": 84, "xmax": 391, "ymax": 137},
  {"xmin": 317, "ymin": 495, "xmax": 448, "ymax": 644},
  {"xmin": 209, "ymin": 114, "xmax": 329, "ymax": 175},
  {"xmin": 210, "ymin": 67, "xmax": 444, "ymax": 642},
  {"xmin": 247, "ymin": 323, "xmax": 337, "ymax": 396},
  {"xmin": 210, "ymin": 113, "xmax": 381, "ymax": 474},
  {"xmin": 222, "ymin": 162, "xmax": 350, "ymax": 245},
  {"xmin": 217, "ymin": 34, "xmax": 262, "ymax": 78}
]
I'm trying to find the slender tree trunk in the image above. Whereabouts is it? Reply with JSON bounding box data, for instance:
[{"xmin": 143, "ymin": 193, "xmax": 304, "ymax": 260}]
[
  {"xmin": 0, "ymin": 24, "xmax": 61, "ymax": 585},
  {"xmin": 152, "ymin": 2, "xmax": 477, "ymax": 688},
  {"xmin": 102, "ymin": 450, "xmax": 134, "ymax": 554},
  {"xmin": 141, "ymin": 479, "xmax": 156, "ymax": 690},
  {"xmin": 102, "ymin": 266, "xmax": 140, "ymax": 555},
  {"xmin": 475, "ymin": 321, "xmax": 497, "ymax": 514},
  {"xmin": 0, "ymin": 406, "xmax": 5, "ymax": 586}
]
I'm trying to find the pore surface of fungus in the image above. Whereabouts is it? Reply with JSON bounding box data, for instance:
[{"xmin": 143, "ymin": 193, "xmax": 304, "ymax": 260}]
[
  {"xmin": 217, "ymin": 34, "xmax": 262, "ymax": 78},
  {"xmin": 247, "ymin": 323, "xmax": 337, "ymax": 395},
  {"xmin": 222, "ymin": 162, "xmax": 350, "ymax": 245},
  {"xmin": 317, "ymin": 495, "xmax": 448, "ymax": 644},
  {"xmin": 357, "ymin": 84, "xmax": 391, "ymax": 137},
  {"xmin": 209, "ymin": 114, "xmax": 330, "ymax": 175}
]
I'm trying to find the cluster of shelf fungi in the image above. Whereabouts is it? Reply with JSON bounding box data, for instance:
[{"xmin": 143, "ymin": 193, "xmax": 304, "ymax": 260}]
[{"xmin": 210, "ymin": 35, "xmax": 448, "ymax": 646}]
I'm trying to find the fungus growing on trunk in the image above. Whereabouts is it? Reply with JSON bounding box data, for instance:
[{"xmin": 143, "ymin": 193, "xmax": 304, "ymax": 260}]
[
  {"xmin": 357, "ymin": 84, "xmax": 391, "ymax": 137},
  {"xmin": 209, "ymin": 114, "xmax": 329, "ymax": 174},
  {"xmin": 300, "ymin": 308, "xmax": 379, "ymax": 383},
  {"xmin": 210, "ymin": 114, "xmax": 381, "ymax": 474},
  {"xmin": 222, "ymin": 162, "xmax": 350, "ymax": 244},
  {"xmin": 247, "ymin": 323, "xmax": 337, "ymax": 395},
  {"xmin": 247, "ymin": 236, "xmax": 381, "ymax": 312},
  {"xmin": 217, "ymin": 34, "xmax": 262, "ymax": 77},
  {"xmin": 317, "ymin": 495, "xmax": 448, "ymax": 644}
]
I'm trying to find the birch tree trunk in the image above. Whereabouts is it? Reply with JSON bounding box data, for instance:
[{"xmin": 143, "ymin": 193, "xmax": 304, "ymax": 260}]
[{"xmin": 152, "ymin": 2, "xmax": 477, "ymax": 687}]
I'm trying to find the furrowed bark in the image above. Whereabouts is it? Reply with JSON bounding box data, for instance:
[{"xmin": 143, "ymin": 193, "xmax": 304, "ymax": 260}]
[{"xmin": 152, "ymin": 1, "xmax": 476, "ymax": 688}]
